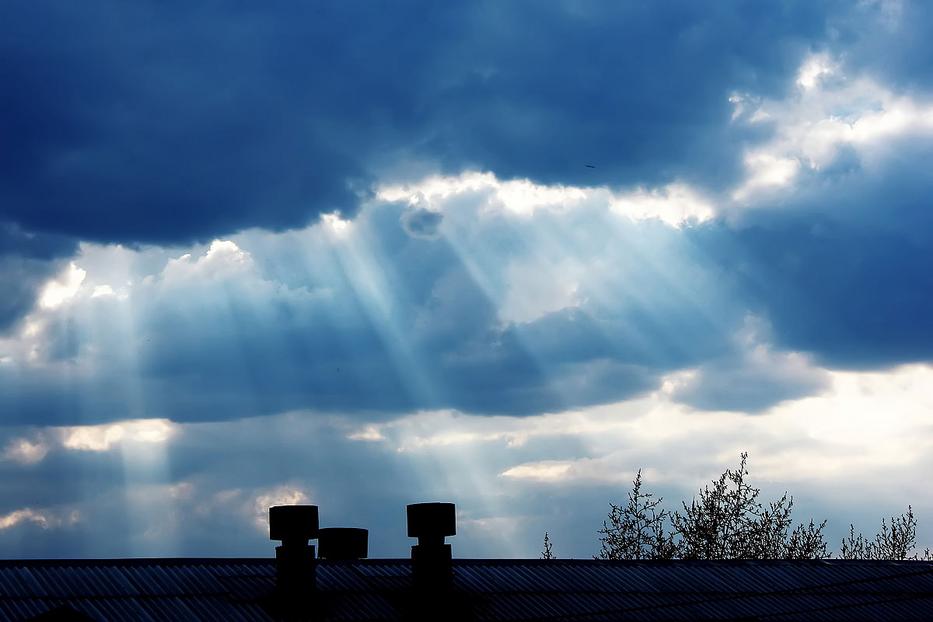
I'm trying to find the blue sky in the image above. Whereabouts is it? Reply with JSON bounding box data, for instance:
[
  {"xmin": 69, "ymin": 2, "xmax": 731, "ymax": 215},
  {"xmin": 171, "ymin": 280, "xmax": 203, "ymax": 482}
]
[{"xmin": 2, "ymin": 1, "xmax": 933, "ymax": 559}]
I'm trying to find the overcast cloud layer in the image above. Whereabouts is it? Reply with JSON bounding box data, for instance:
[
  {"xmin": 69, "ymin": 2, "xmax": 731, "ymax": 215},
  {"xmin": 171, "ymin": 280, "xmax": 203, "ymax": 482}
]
[{"xmin": 3, "ymin": 1, "xmax": 933, "ymax": 558}]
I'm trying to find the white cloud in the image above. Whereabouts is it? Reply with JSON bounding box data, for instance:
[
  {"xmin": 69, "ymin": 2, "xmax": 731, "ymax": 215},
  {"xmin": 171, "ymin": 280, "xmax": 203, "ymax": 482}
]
[
  {"xmin": 347, "ymin": 425, "xmax": 385, "ymax": 442},
  {"xmin": 151, "ymin": 481, "xmax": 315, "ymax": 538},
  {"xmin": 0, "ymin": 507, "xmax": 80, "ymax": 531},
  {"xmin": 60, "ymin": 419, "xmax": 177, "ymax": 452},
  {"xmin": 0, "ymin": 421, "xmax": 176, "ymax": 466},
  {"xmin": 378, "ymin": 172, "xmax": 711, "ymax": 226},
  {"xmin": 359, "ymin": 360, "xmax": 933, "ymax": 503},
  {"xmin": 732, "ymin": 154, "xmax": 800, "ymax": 201},
  {"xmin": 38, "ymin": 262, "xmax": 86, "ymax": 309},
  {"xmin": 361, "ymin": 401, "xmax": 657, "ymax": 453},
  {"xmin": 91, "ymin": 284, "xmax": 117, "ymax": 299},
  {"xmin": 379, "ymin": 171, "xmax": 587, "ymax": 217},
  {"xmin": 608, "ymin": 183, "xmax": 715, "ymax": 227},
  {"xmin": 500, "ymin": 461, "xmax": 576, "ymax": 483},
  {"xmin": 253, "ymin": 485, "xmax": 312, "ymax": 532},
  {"xmin": 525, "ymin": 364, "xmax": 933, "ymax": 489},
  {"xmin": 377, "ymin": 171, "xmax": 496, "ymax": 204},
  {"xmin": 161, "ymin": 239, "xmax": 253, "ymax": 283},
  {"xmin": 321, "ymin": 212, "xmax": 352, "ymax": 235},
  {"xmin": 732, "ymin": 53, "xmax": 933, "ymax": 202},
  {"xmin": 1, "ymin": 437, "xmax": 49, "ymax": 465},
  {"xmin": 499, "ymin": 259, "xmax": 584, "ymax": 324},
  {"xmin": 493, "ymin": 178, "xmax": 588, "ymax": 216},
  {"xmin": 796, "ymin": 53, "xmax": 837, "ymax": 91}
]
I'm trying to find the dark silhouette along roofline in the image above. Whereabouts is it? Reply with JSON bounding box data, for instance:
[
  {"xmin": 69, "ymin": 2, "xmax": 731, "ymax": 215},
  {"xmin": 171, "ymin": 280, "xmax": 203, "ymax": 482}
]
[{"xmin": 1, "ymin": 503, "xmax": 932, "ymax": 620}]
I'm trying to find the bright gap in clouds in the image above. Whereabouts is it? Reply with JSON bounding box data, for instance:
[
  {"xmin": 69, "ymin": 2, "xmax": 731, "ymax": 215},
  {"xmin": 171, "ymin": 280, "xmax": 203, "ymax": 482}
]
[
  {"xmin": 353, "ymin": 363, "xmax": 933, "ymax": 555},
  {"xmin": 731, "ymin": 52, "xmax": 933, "ymax": 203},
  {"xmin": 320, "ymin": 210, "xmax": 442, "ymax": 409},
  {"xmin": 492, "ymin": 362, "xmax": 933, "ymax": 490},
  {"xmin": 61, "ymin": 419, "xmax": 176, "ymax": 452},
  {"xmin": 38, "ymin": 263, "xmax": 86, "ymax": 310},
  {"xmin": 377, "ymin": 173, "xmax": 715, "ymax": 227}
]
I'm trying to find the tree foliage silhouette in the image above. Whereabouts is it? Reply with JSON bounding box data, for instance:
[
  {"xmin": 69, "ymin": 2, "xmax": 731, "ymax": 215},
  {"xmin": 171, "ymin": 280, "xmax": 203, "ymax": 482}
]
[
  {"xmin": 541, "ymin": 531, "xmax": 555, "ymax": 560},
  {"xmin": 840, "ymin": 506, "xmax": 932, "ymax": 560},
  {"xmin": 597, "ymin": 469, "xmax": 676, "ymax": 560},
  {"xmin": 670, "ymin": 453, "xmax": 828, "ymax": 560},
  {"xmin": 596, "ymin": 453, "xmax": 833, "ymax": 560},
  {"xmin": 543, "ymin": 453, "xmax": 929, "ymax": 560}
]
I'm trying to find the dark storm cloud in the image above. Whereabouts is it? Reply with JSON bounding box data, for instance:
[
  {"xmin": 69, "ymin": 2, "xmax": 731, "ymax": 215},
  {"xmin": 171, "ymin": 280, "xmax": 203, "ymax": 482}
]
[
  {"xmin": 829, "ymin": 1, "xmax": 933, "ymax": 93},
  {"xmin": 722, "ymin": 224, "xmax": 933, "ymax": 368},
  {"xmin": 0, "ymin": 223, "xmax": 76, "ymax": 261},
  {"xmin": 671, "ymin": 351, "xmax": 831, "ymax": 413},
  {"xmin": 0, "ymin": 223, "xmax": 77, "ymax": 330},
  {"xmin": 0, "ymin": 2, "xmax": 367, "ymax": 244},
  {"xmin": 0, "ymin": 0, "xmax": 838, "ymax": 246},
  {"xmin": 691, "ymin": 140, "xmax": 933, "ymax": 368},
  {"xmin": 0, "ymin": 258, "xmax": 67, "ymax": 332}
]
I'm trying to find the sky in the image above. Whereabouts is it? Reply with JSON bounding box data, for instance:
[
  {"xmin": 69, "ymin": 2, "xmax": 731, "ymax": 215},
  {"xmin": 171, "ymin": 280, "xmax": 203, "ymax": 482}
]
[{"xmin": 2, "ymin": 0, "xmax": 933, "ymax": 559}]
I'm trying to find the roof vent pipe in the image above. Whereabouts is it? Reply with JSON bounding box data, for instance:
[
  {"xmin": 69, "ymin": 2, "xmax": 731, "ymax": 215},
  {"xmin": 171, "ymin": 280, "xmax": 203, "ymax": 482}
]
[
  {"xmin": 407, "ymin": 502, "xmax": 456, "ymax": 584},
  {"xmin": 269, "ymin": 505, "xmax": 319, "ymax": 596},
  {"xmin": 318, "ymin": 528, "xmax": 369, "ymax": 560}
]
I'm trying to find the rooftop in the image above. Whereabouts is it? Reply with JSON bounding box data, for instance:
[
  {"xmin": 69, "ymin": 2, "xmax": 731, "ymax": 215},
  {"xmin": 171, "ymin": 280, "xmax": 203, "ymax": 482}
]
[{"xmin": 2, "ymin": 558, "xmax": 933, "ymax": 621}]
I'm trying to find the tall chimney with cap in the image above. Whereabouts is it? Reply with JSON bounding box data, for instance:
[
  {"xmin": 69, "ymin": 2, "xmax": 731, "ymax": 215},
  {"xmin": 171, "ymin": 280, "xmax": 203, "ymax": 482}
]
[
  {"xmin": 407, "ymin": 502, "xmax": 456, "ymax": 584},
  {"xmin": 269, "ymin": 505, "xmax": 319, "ymax": 596},
  {"xmin": 318, "ymin": 527, "xmax": 368, "ymax": 560}
]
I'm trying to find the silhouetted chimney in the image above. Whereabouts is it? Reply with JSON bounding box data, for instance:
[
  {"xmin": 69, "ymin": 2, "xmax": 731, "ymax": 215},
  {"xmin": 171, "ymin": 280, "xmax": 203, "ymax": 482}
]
[
  {"xmin": 318, "ymin": 528, "xmax": 368, "ymax": 560},
  {"xmin": 269, "ymin": 505, "xmax": 318, "ymax": 595},
  {"xmin": 407, "ymin": 502, "xmax": 455, "ymax": 584}
]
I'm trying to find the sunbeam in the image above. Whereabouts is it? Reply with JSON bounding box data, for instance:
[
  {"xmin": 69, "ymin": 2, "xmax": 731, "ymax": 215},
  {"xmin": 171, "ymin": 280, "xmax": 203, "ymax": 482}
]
[{"xmin": 320, "ymin": 213, "xmax": 442, "ymax": 411}]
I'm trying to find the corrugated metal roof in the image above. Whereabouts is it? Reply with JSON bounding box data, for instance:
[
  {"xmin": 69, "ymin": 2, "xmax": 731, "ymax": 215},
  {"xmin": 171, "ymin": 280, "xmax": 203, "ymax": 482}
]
[{"xmin": 0, "ymin": 558, "xmax": 931, "ymax": 621}]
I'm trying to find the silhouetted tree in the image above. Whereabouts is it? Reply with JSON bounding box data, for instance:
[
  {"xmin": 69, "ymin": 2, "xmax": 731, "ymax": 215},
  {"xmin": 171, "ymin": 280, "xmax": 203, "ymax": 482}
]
[
  {"xmin": 541, "ymin": 532, "xmax": 555, "ymax": 559},
  {"xmin": 786, "ymin": 519, "xmax": 830, "ymax": 559},
  {"xmin": 571, "ymin": 453, "xmax": 933, "ymax": 560},
  {"xmin": 598, "ymin": 453, "xmax": 829, "ymax": 560},
  {"xmin": 672, "ymin": 453, "xmax": 829, "ymax": 560},
  {"xmin": 597, "ymin": 469, "xmax": 676, "ymax": 560},
  {"xmin": 840, "ymin": 506, "xmax": 931, "ymax": 560}
]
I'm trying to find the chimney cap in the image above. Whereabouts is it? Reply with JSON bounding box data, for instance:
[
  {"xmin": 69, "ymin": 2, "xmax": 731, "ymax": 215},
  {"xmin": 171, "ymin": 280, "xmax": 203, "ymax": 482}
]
[
  {"xmin": 269, "ymin": 505, "xmax": 319, "ymax": 542},
  {"xmin": 318, "ymin": 527, "xmax": 369, "ymax": 560},
  {"xmin": 407, "ymin": 502, "xmax": 456, "ymax": 538}
]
